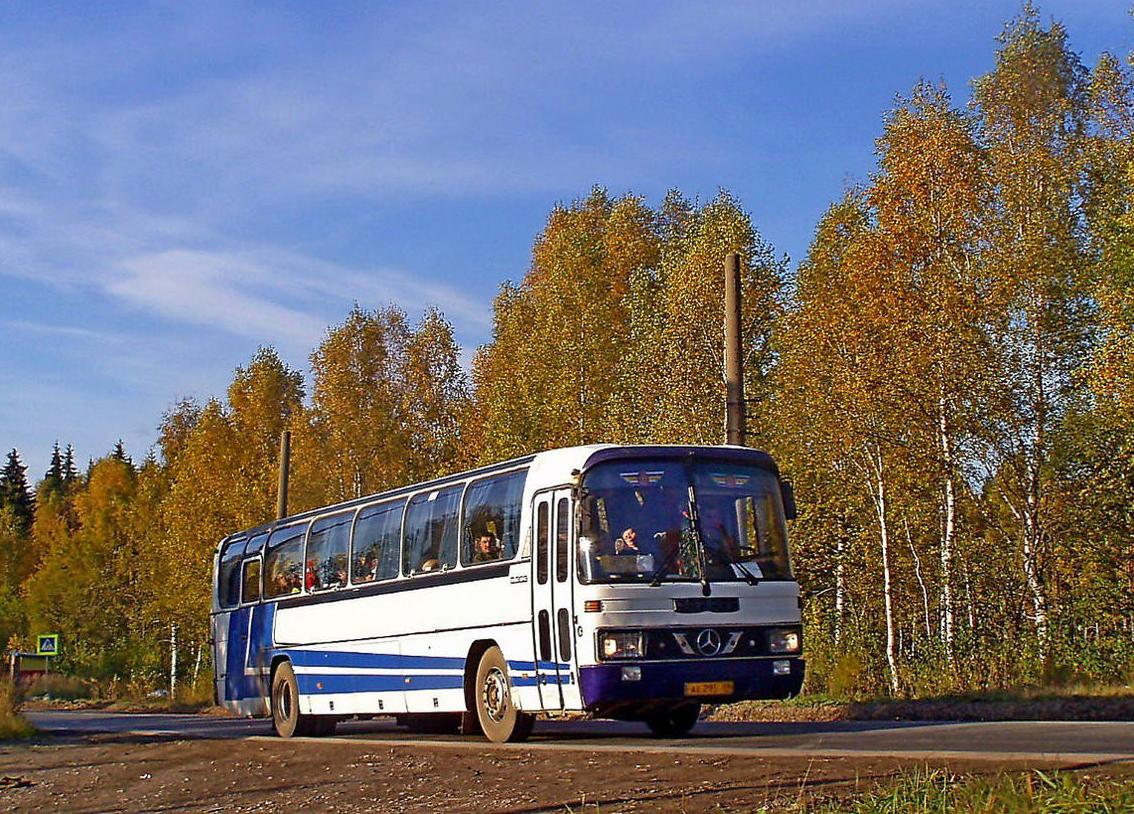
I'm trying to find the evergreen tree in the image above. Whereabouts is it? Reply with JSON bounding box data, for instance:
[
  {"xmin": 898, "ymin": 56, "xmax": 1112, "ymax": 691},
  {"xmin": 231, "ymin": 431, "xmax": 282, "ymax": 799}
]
[
  {"xmin": 41, "ymin": 442, "xmax": 65, "ymax": 501},
  {"xmin": 63, "ymin": 443, "xmax": 78, "ymax": 486},
  {"xmin": 111, "ymin": 439, "xmax": 132, "ymax": 466},
  {"xmin": 0, "ymin": 448, "xmax": 35, "ymax": 537}
]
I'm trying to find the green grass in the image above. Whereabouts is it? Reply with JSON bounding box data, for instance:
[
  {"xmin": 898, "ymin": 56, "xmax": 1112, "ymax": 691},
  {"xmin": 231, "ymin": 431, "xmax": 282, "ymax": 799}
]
[
  {"xmin": 810, "ymin": 769, "xmax": 1134, "ymax": 813},
  {"xmin": 713, "ymin": 683, "xmax": 1134, "ymax": 723},
  {"xmin": 0, "ymin": 680, "xmax": 35, "ymax": 739}
]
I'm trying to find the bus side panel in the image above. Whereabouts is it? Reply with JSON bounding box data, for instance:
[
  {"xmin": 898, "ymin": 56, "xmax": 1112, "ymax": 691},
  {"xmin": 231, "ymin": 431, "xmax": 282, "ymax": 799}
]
[{"xmin": 273, "ymin": 560, "xmax": 539, "ymax": 716}]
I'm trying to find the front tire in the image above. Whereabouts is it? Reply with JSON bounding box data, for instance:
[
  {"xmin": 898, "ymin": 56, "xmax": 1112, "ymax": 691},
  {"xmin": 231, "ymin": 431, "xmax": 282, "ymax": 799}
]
[
  {"xmin": 646, "ymin": 703, "xmax": 701, "ymax": 737},
  {"xmin": 474, "ymin": 646, "xmax": 534, "ymax": 743},
  {"xmin": 272, "ymin": 661, "xmax": 314, "ymax": 738}
]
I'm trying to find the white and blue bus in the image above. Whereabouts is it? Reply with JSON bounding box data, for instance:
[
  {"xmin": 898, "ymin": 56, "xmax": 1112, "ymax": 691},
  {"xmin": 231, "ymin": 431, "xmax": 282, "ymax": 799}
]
[{"xmin": 211, "ymin": 444, "xmax": 804, "ymax": 742}]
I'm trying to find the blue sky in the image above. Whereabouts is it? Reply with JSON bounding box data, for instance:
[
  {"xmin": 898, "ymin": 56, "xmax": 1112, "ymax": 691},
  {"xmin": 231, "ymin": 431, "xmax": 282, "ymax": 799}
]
[{"xmin": 1, "ymin": 1, "xmax": 1128, "ymax": 480}]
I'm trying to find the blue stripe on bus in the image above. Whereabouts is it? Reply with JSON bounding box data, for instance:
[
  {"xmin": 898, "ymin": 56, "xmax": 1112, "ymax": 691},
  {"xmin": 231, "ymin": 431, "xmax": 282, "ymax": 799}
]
[
  {"xmin": 286, "ymin": 649, "xmax": 466, "ymax": 671},
  {"xmin": 510, "ymin": 673, "xmax": 574, "ymax": 687},
  {"xmin": 508, "ymin": 660, "xmax": 571, "ymax": 672},
  {"xmin": 296, "ymin": 674, "xmax": 465, "ymax": 694}
]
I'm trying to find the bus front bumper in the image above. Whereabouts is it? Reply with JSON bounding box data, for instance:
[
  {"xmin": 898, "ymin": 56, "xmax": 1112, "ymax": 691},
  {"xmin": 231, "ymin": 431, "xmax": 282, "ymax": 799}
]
[{"xmin": 579, "ymin": 656, "xmax": 804, "ymax": 709}]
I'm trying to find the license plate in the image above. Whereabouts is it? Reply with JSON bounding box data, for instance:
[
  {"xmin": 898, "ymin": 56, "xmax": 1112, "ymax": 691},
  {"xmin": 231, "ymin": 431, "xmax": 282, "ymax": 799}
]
[{"xmin": 684, "ymin": 681, "xmax": 734, "ymax": 697}]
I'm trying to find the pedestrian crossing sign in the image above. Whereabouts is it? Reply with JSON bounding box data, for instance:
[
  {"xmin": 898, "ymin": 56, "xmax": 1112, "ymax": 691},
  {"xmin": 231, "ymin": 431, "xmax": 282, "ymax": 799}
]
[{"xmin": 37, "ymin": 633, "xmax": 59, "ymax": 656}]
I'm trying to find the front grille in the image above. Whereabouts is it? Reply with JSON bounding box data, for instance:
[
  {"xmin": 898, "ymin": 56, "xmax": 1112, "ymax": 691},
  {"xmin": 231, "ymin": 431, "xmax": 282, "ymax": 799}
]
[
  {"xmin": 673, "ymin": 597, "xmax": 739, "ymax": 614},
  {"xmin": 642, "ymin": 626, "xmax": 800, "ymax": 660}
]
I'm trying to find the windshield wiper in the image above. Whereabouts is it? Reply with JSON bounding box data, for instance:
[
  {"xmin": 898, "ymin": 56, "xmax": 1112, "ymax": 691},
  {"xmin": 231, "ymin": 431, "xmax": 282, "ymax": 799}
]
[
  {"xmin": 710, "ymin": 545, "xmax": 761, "ymax": 586},
  {"xmin": 648, "ymin": 534, "xmax": 682, "ymax": 587},
  {"xmin": 685, "ymin": 482, "xmax": 712, "ymax": 597}
]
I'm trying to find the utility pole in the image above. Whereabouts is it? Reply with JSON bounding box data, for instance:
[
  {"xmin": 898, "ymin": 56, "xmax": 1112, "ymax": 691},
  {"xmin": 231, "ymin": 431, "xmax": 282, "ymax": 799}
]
[
  {"xmin": 724, "ymin": 251, "xmax": 746, "ymax": 446},
  {"xmin": 276, "ymin": 430, "xmax": 291, "ymax": 520}
]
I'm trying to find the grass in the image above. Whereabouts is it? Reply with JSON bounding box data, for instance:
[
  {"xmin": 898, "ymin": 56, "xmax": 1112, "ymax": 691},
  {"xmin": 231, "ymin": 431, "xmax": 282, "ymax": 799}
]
[
  {"xmin": 0, "ymin": 680, "xmax": 35, "ymax": 739},
  {"xmin": 808, "ymin": 769, "xmax": 1134, "ymax": 813},
  {"xmin": 712, "ymin": 683, "xmax": 1134, "ymax": 723}
]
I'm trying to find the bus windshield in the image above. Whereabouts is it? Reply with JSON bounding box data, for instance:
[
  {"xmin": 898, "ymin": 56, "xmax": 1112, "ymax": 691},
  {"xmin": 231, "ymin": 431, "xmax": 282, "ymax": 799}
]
[{"xmin": 576, "ymin": 457, "xmax": 791, "ymax": 584}]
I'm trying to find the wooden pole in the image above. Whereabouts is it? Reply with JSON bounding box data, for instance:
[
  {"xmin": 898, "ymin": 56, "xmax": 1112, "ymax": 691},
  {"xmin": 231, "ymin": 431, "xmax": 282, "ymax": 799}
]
[
  {"xmin": 276, "ymin": 430, "xmax": 291, "ymax": 520},
  {"xmin": 724, "ymin": 251, "xmax": 746, "ymax": 446}
]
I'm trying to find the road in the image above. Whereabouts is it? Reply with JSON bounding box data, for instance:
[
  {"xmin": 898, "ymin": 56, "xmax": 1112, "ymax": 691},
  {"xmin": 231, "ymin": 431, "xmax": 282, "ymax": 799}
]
[{"xmin": 25, "ymin": 710, "xmax": 1134, "ymax": 764}]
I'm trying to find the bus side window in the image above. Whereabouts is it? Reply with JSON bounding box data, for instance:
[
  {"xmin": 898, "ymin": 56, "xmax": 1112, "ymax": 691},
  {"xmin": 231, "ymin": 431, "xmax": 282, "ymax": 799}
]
[
  {"xmin": 536, "ymin": 502, "xmax": 549, "ymax": 584},
  {"xmin": 241, "ymin": 558, "xmax": 261, "ymax": 603},
  {"xmin": 264, "ymin": 525, "xmax": 307, "ymax": 598},
  {"xmin": 306, "ymin": 510, "xmax": 352, "ymax": 591},
  {"xmin": 403, "ymin": 486, "xmax": 462, "ymax": 574},
  {"xmin": 352, "ymin": 499, "xmax": 405, "ymax": 584},
  {"xmin": 461, "ymin": 469, "xmax": 527, "ymax": 565},
  {"xmin": 218, "ymin": 537, "xmax": 247, "ymax": 609}
]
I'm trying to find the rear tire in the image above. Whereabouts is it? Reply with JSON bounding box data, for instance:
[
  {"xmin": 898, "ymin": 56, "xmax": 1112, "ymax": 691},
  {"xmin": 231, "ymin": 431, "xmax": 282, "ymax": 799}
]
[
  {"xmin": 645, "ymin": 703, "xmax": 701, "ymax": 737},
  {"xmin": 271, "ymin": 661, "xmax": 313, "ymax": 738},
  {"xmin": 474, "ymin": 646, "xmax": 534, "ymax": 743}
]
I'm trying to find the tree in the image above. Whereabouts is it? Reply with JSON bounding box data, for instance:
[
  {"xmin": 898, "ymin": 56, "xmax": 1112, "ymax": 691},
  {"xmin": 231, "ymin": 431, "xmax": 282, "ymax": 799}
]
[
  {"xmin": 0, "ymin": 448, "xmax": 35, "ymax": 537},
  {"xmin": 972, "ymin": 5, "xmax": 1095, "ymax": 646},
  {"xmin": 62, "ymin": 444, "xmax": 78, "ymax": 486},
  {"xmin": 307, "ymin": 305, "xmax": 414, "ymax": 500},
  {"xmin": 472, "ymin": 187, "xmax": 660, "ymax": 460},
  {"xmin": 41, "ymin": 442, "xmax": 66, "ymax": 501},
  {"xmin": 649, "ymin": 191, "xmax": 784, "ymax": 446}
]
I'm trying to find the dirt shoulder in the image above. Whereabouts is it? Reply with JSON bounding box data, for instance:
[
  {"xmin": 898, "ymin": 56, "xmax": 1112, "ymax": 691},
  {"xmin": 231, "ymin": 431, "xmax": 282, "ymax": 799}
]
[{"xmin": 2, "ymin": 732, "xmax": 1130, "ymax": 814}]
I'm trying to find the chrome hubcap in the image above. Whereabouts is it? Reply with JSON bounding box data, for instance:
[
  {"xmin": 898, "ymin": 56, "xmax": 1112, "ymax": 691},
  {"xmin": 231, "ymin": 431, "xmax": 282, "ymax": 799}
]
[{"xmin": 483, "ymin": 667, "xmax": 509, "ymax": 722}]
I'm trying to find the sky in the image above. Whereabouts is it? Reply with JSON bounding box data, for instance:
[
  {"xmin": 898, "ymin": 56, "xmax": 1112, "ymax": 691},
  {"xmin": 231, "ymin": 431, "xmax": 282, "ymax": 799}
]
[{"xmin": 1, "ymin": 1, "xmax": 1129, "ymax": 481}]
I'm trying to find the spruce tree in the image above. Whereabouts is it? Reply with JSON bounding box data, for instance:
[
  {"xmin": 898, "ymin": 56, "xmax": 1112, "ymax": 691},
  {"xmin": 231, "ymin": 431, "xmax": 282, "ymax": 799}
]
[
  {"xmin": 41, "ymin": 441, "xmax": 65, "ymax": 500},
  {"xmin": 111, "ymin": 439, "xmax": 131, "ymax": 465},
  {"xmin": 62, "ymin": 443, "xmax": 78, "ymax": 486},
  {"xmin": 0, "ymin": 448, "xmax": 35, "ymax": 536}
]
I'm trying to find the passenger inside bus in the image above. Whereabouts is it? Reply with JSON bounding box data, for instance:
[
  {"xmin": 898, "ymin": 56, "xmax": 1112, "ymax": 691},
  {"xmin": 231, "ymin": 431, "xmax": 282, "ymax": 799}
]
[{"xmin": 472, "ymin": 531, "xmax": 501, "ymax": 562}]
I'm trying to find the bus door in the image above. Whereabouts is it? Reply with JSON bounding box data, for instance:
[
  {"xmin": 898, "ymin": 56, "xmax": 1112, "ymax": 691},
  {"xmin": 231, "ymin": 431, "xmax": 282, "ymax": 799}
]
[{"xmin": 531, "ymin": 489, "xmax": 581, "ymax": 709}]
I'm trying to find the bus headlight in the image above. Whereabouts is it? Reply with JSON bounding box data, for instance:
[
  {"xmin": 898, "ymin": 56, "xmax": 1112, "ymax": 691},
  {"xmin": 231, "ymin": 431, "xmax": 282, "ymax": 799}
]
[
  {"xmin": 767, "ymin": 628, "xmax": 801, "ymax": 654},
  {"xmin": 599, "ymin": 631, "xmax": 645, "ymax": 660}
]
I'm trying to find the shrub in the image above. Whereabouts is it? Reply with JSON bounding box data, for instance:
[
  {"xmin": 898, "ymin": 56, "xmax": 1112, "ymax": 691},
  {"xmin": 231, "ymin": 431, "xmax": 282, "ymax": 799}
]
[
  {"xmin": 0, "ymin": 680, "xmax": 34, "ymax": 739},
  {"xmin": 24, "ymin": 672, "xmax": 97, "ymax": 701}
]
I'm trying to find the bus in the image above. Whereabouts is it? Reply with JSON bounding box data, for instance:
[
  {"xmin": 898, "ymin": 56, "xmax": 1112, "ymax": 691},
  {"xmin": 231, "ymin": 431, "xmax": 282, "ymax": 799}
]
[{"xmin": 211, "ymin": 444, "xmax": 804, "ymax": 742}]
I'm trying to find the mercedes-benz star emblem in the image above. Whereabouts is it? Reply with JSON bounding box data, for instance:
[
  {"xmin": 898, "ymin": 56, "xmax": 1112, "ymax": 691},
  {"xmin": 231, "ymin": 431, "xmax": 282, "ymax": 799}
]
[{"xmin": 696, "ymin": 628, "xmax": 722, "ymax": 656}]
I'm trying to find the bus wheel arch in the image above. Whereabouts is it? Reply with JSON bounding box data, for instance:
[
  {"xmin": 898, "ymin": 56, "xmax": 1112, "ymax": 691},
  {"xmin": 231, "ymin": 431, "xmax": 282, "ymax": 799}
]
[{"xmin": 463, "ymin": 640, "xmax": 497, "ymax": 713}]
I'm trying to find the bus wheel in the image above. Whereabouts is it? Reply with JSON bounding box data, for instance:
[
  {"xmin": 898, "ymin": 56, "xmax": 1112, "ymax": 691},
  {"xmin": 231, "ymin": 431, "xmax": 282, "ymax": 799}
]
[
  {"xmin": 474, "ymin": 646, "xmax": 533, "ymax": 743},
  {"xmin": 645, "ymin": 703, "xmax": 701, "ymax": 737},
  {"xmin": 271, "ymin": 661, "xmax": 311, "ymax": 738}
]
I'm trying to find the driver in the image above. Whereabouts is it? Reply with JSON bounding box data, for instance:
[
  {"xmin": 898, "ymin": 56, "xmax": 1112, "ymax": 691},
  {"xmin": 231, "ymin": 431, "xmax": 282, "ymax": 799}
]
[{"xmin": 614, "ymin": 527, "xmax": 640, "ymax": 554}]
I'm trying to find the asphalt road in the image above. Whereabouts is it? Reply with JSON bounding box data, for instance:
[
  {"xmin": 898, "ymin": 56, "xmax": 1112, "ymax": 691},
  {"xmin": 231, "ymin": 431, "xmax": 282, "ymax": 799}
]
[{"xmin": 24, "ymin": 710, "xmax": 1134, "ymax": 764}]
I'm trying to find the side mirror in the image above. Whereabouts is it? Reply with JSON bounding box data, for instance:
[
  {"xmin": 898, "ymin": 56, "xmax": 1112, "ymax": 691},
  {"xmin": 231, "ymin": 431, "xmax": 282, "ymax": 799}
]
[{"xmin": 781, "ymin": 480, "xmax": 798, "ymax": 521}]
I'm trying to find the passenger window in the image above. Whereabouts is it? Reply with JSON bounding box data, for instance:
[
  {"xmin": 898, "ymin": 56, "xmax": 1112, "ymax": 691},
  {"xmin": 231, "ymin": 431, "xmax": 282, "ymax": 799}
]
[
  {"xmin": 536, "ymin": 502, "xmax": 549, "ymax": 584},
  {"xmin": 264, "ymin": 525, "xmax": 307, "ymax": 598},
  {"xmin": 403, "ymin": 485, "xmax": 463, "ymax": 575},
  {"xmin": 218, "ymin": 537, "xmax": 247, "ymax": 609},
  {"xmin": 306, "ymin": 511, "xmax": 353, "ymax": 591},
  {"xmin": 462, "ymin": 469, "xmax": 527, "ymax": 565},
  {"xmin": 352, "ymin": 499, "xmax": 405, "ymax": 584},
  {"xmin": 241, "ymin": 558, "xmax": 261, "ymax": 603},
  {"xmin": 556, "ymin": 497, "xmax": 569, "ymax": 583}
]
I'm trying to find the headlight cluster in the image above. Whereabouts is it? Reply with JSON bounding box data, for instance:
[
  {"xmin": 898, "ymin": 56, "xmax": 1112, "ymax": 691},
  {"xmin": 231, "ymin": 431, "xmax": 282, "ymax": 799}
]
[
  {"xmin": 599, "ymin": 630, "xmax": 645, "ymax": 660},
  {"xmin": 767, "ymin": 628, "xmax": 801, "ymax": 654}
]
